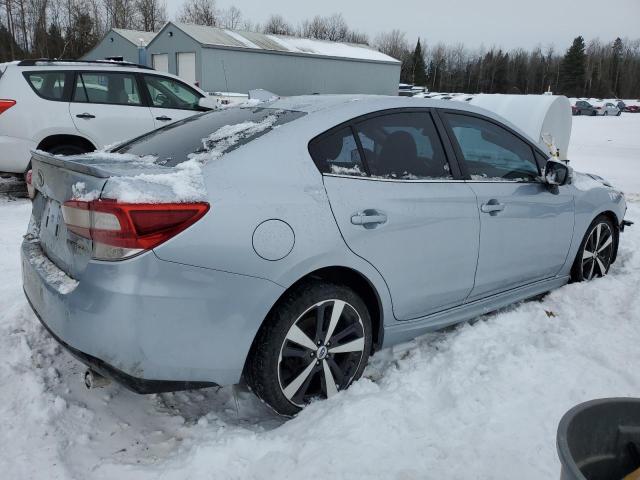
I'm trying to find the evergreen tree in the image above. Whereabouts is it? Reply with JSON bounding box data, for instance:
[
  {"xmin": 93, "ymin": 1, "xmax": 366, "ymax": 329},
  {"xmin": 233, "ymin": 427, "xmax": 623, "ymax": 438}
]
[
  {"xmin": 0, "ymin": 25, "xmax": 23, "ymax": 62},
  {"xmin": 47, "ymin": 24, "xmax": 66, "ymax": 59},
  {"xmin": 411, "ymin": 39, "xmax": 427, "ymax": 86},
  {"xmin": 611, "ymin": 37, "xmax": 623, "ymax": 96},
  {"xmin": 559, "ymin": 36, "xmax": 586, "ymax": 96}
]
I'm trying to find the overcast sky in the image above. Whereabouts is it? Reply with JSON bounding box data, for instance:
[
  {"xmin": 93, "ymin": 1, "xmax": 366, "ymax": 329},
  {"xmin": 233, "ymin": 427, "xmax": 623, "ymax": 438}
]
[{"xmin": 164, "ymin": 0, "xmax": 640, "ymax": 51}]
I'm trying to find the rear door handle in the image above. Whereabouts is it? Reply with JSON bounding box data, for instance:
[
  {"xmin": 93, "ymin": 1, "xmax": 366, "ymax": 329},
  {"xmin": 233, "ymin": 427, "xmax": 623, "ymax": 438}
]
[
  {"xmin": 75, "ymin": 113, "xmax": 95, "ymax": 119},
  {"xmin": 480, "ymin": 200, "xmax": 505, "ymax": 215},
  {"xmin": 156, "ymin": 116, "xmax": 172, "ymax": 121},
  {"xmin": 351, "ymin": 210, "xmax": 388, "ymax": 227}
]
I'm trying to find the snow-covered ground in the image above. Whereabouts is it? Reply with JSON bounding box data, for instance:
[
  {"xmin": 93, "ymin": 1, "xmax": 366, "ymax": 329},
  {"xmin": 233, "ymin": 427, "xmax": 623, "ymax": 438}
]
[{"xmin": 1, "ymin": 114, "xmax": 639, "ymax": 479}]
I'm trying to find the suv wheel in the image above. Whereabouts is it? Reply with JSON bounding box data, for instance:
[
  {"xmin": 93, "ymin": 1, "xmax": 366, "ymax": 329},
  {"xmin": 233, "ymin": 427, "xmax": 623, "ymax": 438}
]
[{"xmin": 246, "ymin": 282, "xmax": 373, "ymax": 416}]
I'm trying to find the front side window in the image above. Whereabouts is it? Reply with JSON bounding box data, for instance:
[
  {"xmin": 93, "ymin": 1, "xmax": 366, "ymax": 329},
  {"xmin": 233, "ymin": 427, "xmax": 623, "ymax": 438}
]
[
  {"xmin": 308, "ymin": 127, "xmax": 366, "ymax": 176},
  {"xmin": 354, "ymin": 112, "xmax": 452, "ymax": 180},
  {"xmin": 73, "ymin": 72, "xmax": 142, "ymax": 106},
  {"xmin": 444, "ymin": 113, "xmax": 539, "ymax": 182},
  {"xmin": 25, "ymin": 71, "xmax": 67, "ymax": 101},
  {"xmin": 144, "ymin": 75, "xmax": 202, "ymax": 111}
]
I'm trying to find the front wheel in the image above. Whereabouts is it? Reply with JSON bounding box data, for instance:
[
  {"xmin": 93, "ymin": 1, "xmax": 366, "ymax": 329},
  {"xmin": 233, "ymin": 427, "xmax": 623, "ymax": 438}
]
[
  {"xmin": 245, "ymin": 282, "xmax": 373, "ymax": 416},
  {"xmin": 571, "ymin": 215, "xmax": 617, "ymax": 282}
]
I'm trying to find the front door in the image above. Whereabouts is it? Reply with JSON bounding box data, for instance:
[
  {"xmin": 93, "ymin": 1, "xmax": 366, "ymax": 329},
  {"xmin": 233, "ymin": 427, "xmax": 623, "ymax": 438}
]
[
  {"xmin": 442, "ymin": 112, "xmax": 575, "ymax": 300},
  {"xmin": 141, "ymin": 74, "xmax": 203, "ymax": 128},
  {"xmin": 313, "ymin": 110, "xmax": 480, "ymax": 320},
  {"xmin": 69, "ymin": 71, "xmax": 155, "ymax": 147}
]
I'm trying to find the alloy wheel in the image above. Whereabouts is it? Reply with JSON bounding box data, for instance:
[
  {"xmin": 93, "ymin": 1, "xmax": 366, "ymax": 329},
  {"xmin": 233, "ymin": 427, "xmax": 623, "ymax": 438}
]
[
  {"xmin": 278, "ymin": 299, "xmax": 366, "ymax": 407},
  {"xmin": 581, "ymin": 222, "xmax": 614, "ymax": 280}
]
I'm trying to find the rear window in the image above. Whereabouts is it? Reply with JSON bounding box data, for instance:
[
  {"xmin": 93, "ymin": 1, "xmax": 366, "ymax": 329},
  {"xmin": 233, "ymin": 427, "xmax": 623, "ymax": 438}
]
[
  {"xmin": 24, "ymin": 71, "xmax": 68, "ymax": 101},
  {"xmin": 115, "ymin": 107, "xmax": 306, "ymax": 166}
]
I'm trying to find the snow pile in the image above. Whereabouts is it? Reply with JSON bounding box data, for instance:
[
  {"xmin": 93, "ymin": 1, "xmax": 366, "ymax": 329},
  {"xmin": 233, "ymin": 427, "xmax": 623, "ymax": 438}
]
[{"xmin": 0, "ymin": 115, "xmax": 639, "ymax": 479}]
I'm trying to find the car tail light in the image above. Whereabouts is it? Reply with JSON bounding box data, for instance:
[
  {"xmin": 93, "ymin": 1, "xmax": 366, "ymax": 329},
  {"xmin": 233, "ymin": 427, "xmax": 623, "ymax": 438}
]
[
  {"xmin": 25, "ymin": 169, "xmax": 35, "ymax": 199},
  {"xmin": 62, "ymin": 199, "xmax": 210, "ymax": 260},
  {"xmin": 0, "ymin": 99, "xmax": 16, "ymax": 114}
]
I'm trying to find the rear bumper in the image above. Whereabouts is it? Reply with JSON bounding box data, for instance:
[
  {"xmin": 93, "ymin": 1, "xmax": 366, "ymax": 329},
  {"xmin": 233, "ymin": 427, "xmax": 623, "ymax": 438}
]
[
  {"xmin": 21, "ymin": 239, "xmax": 285, "ymax": 390},
  {"xmin": 0, "ymin": 135, "xmax": 34, "ymax": 173}
]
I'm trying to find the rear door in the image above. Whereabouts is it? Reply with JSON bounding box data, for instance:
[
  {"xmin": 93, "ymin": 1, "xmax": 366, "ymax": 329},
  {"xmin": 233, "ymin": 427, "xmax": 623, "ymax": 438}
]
[
  {"xmin": 69, "ymin": 71, "xmax": 155, "ymax": 147},
  {"xmin": 316, "ymin": 109, "xmax": 480, "ymax": 321},
  {"xmin": 441, "ymin": 111, "xmax": 574, "ymax": 301},
  {"xmin": 141, "ymin": 73, "xmax": 203, "ymax": 128}
]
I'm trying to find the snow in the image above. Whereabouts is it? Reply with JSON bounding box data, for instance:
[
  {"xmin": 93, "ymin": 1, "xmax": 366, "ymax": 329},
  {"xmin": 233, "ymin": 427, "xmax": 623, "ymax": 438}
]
[{"xmin": 1, "ymin": 115, "xmax": 639, "ymax": 479}]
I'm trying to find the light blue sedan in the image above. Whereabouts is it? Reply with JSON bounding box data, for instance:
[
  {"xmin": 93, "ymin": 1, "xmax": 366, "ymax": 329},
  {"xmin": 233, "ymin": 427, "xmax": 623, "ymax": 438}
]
[{"xmin": 22, "ymin": 96, "xmax": 630, "ymax": 416}]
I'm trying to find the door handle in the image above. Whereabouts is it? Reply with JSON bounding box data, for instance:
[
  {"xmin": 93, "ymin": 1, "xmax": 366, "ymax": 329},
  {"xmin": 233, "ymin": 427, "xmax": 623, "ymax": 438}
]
[
  {"xmin": 76, "ymin": 113, "xmax": 95, "ymax": 119},
  {"xmin": 480, "ymin": 199, "xmax": 505, "ymax": 215},
  {"xmin": 351, "ymin": 210, "xmax": 388, "ymax": 227},
  {"xmin": 156, "ymin": 116, "xmax": 172, "ymax": 121}
]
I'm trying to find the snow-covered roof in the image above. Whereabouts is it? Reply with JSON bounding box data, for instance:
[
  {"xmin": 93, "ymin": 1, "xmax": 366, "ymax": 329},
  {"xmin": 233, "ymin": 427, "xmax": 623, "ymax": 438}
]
[
  {"xmin": 112, "ymin": 28, "xmax": 157, "ymax": 47},
  {"xmin": 164, "ymin": 22, "xmax": 399, "ymax": 64}
]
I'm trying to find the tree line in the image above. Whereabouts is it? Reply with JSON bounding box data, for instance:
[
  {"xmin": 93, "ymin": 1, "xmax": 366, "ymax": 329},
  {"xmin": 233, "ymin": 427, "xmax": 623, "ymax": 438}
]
[{"xmin": 1, "ymin": 0, "xmax": 639, "ymax": 99}]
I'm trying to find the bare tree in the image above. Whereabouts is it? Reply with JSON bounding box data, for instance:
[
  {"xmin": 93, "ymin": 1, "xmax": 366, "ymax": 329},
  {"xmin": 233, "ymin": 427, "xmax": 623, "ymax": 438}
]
[
  {"xmin": 135, "ymin": 0, "xmax": 165, "ymax": 32},
  {"xmin": 374, "ymin": 29, "xmax": 409, "ymax": 61},
  {"xmin": 262, "ymin": 14, "xmax": 292, "ymax": 36},
  {"xmin": 178, "ymin": 0, "xmax": 217, "ymax": 27},
  {"xmin": 220, "ymin": 5, "xmax": 241, "ymax": 29}
]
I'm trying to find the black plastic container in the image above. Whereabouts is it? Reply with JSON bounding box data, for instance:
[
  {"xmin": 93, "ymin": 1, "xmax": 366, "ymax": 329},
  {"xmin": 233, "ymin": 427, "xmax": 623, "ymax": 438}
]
[{"xmin": 557, "ymin": 398, "xmax": 640, "ymax": 479}]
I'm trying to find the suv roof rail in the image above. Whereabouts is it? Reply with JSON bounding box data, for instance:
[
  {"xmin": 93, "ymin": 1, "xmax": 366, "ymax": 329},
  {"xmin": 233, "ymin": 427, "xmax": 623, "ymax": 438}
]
[{"xmin": 17, "ymin": 58, "xmax": 153, "ymax": 70}]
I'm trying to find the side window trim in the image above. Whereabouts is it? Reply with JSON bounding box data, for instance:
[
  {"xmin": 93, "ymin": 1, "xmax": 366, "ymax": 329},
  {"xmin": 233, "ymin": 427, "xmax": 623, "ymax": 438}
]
[
  {"xmin": 309, "ymin": 107, "xmax": 464, "ymax": 182},
  {"xmin": 439, "ymin": 108, "xmax": 542, "ymax": 183}
]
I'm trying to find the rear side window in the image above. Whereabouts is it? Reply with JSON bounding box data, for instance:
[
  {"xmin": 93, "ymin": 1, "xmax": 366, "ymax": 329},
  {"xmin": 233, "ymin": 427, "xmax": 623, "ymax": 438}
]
[
  {"xmin": 116, "ymin": 107, "xmax": 306, "ymax": 167},
  {"xmin": 73, "ymin": 72, "xmax": 142, "ymax": 106},
  {"xmin": 308, "ymin": 127, "xmax": 367, "ymax": 176},
  {"xmin": 24, "ymin": 71, "xmax": 68, "ymax": 101},
  {"xmin": 354, "ymin": 112, "xmax": 451, "ymax": 180}
]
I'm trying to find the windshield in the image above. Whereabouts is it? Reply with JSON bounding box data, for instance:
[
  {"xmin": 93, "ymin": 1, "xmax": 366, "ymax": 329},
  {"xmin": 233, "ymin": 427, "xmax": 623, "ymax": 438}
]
[{"xmin": 115, "ymin": 107, "xmax": 306, "ymax": 167}]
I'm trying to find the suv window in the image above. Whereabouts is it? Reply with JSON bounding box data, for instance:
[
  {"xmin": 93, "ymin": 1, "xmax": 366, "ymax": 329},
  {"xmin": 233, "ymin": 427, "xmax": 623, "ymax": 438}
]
[
  {"xmin": 354, "ymin": 112, "xmax": 451, "ymax": 180},
  {"xmin": 308, "ymin": 127, "xmax": 367, "ymax": 176},
  {"xmin": 73, "ymin": 72, "xmax": 142, "ymax": 106},
  {"xmin": 144, "ymin": 75, "xmax": 202, "ymax": 110},
  {"xmin": 24, "ymin": 71, "xmax": 67, "ymax": 101},
  {"xmin": 445, "ymin": 113, "xmax": 539, "ymax": 181}
]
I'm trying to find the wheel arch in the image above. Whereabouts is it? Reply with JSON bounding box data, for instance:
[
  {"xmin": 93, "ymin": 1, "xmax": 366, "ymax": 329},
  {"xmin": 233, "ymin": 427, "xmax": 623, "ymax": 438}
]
[
  {"xmin": 243, "ymin": 265, "xmax": 385, "ymax": 379},
  {"xmin": 598, "ymin": 209, "xmax": 621, "ymax": 263},
  {"xmin": 36, "ymin": 134, "xmax": 96, "ymax": 153}
]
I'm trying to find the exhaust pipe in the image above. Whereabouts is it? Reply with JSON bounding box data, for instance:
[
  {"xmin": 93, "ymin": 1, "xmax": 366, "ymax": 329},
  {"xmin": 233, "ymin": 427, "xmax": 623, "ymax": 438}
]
[{"xmin": 84, "ymin": 369, "xmax": 111, "ymax": 389}]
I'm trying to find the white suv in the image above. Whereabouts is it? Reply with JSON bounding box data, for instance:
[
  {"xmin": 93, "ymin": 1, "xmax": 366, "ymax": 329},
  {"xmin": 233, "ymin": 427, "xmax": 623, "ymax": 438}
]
[{"xmin": 0, "ymin": 60, "xmax": 214, "ymax": 174}]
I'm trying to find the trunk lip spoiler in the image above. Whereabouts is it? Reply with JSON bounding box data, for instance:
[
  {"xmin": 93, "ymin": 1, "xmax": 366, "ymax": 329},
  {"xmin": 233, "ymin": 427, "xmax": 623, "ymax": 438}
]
[{"xmin": 31, "ymin": 150, "xmax": 111, "ymax": 179}]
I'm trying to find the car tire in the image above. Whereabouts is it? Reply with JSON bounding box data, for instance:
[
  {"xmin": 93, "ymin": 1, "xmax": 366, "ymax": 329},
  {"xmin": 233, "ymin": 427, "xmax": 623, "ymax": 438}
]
[
  {"xmin": 617, "ymin": 111, "xmax": 622, "ymax": 116},
  {"xmin": 245, "ymin": 281, "xmax": 373, "ymax": 416},
  {"xmin": 571, "ymin": 215, "xmax": 617, "ymax": 282},
  {"xmin": 46, "ymin": 144, "xmax": 92, "ymax": 156},
  {"xmin": 604, "ymin": 111, "xmax": 609, "ymax": 116}
]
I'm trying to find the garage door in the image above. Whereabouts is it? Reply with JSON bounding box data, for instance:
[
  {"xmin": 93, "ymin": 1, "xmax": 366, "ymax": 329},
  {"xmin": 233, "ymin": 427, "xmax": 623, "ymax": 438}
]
[
  {"xmin": 152, "ymin": 54, "xmax": 169, "ymax": 73},
  {"xmin": 177, "ymin": 52, "xmax": 197, "ymax": 86}
]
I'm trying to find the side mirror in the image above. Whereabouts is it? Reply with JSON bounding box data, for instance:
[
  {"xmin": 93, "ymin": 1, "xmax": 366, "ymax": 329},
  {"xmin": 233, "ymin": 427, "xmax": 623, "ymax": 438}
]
[
  {"xmin": 198, "ymin": 96, "xmax": 221, "ymax": 110},
  {"xmin": 544, "ymin": 160, "xmax": 572, "ymax": 187}
]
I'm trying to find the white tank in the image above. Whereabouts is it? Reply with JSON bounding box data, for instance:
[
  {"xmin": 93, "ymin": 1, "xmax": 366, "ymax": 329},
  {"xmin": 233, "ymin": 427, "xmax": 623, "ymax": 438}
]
[{"xmin": 469, "ymin": 94, "xmax": 572, "ymax": 160}]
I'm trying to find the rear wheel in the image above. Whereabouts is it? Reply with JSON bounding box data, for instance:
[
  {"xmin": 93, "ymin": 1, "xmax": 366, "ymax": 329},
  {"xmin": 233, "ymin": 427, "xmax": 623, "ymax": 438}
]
[
  {"xmin": 245, "ymin": 282, "xmax": 372, "ymax": 416},
  {"xmin": 571, "ymin": 215, "xmax": 617, "ymax": 282}
]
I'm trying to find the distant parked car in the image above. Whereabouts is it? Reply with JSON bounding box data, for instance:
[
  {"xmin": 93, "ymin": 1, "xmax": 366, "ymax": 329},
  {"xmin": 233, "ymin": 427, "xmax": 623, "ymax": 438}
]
[
  {"xmin": 0, "ymin": 59, "xmax": 217, "ymax": 174},
  {"xmin": 624, "ymin": 104, "xmax": 640, "ymax": 113},
  {"xmin": 572, "ymin": 100, "xmax": 597, "ymax": 116},
  {"xmin": 593, "ymin": 101, "xmax": 621, "ymax": 116},
  {"xmin": 22, "ymin": 95, "xmax": 631, "ymax": 416}
]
